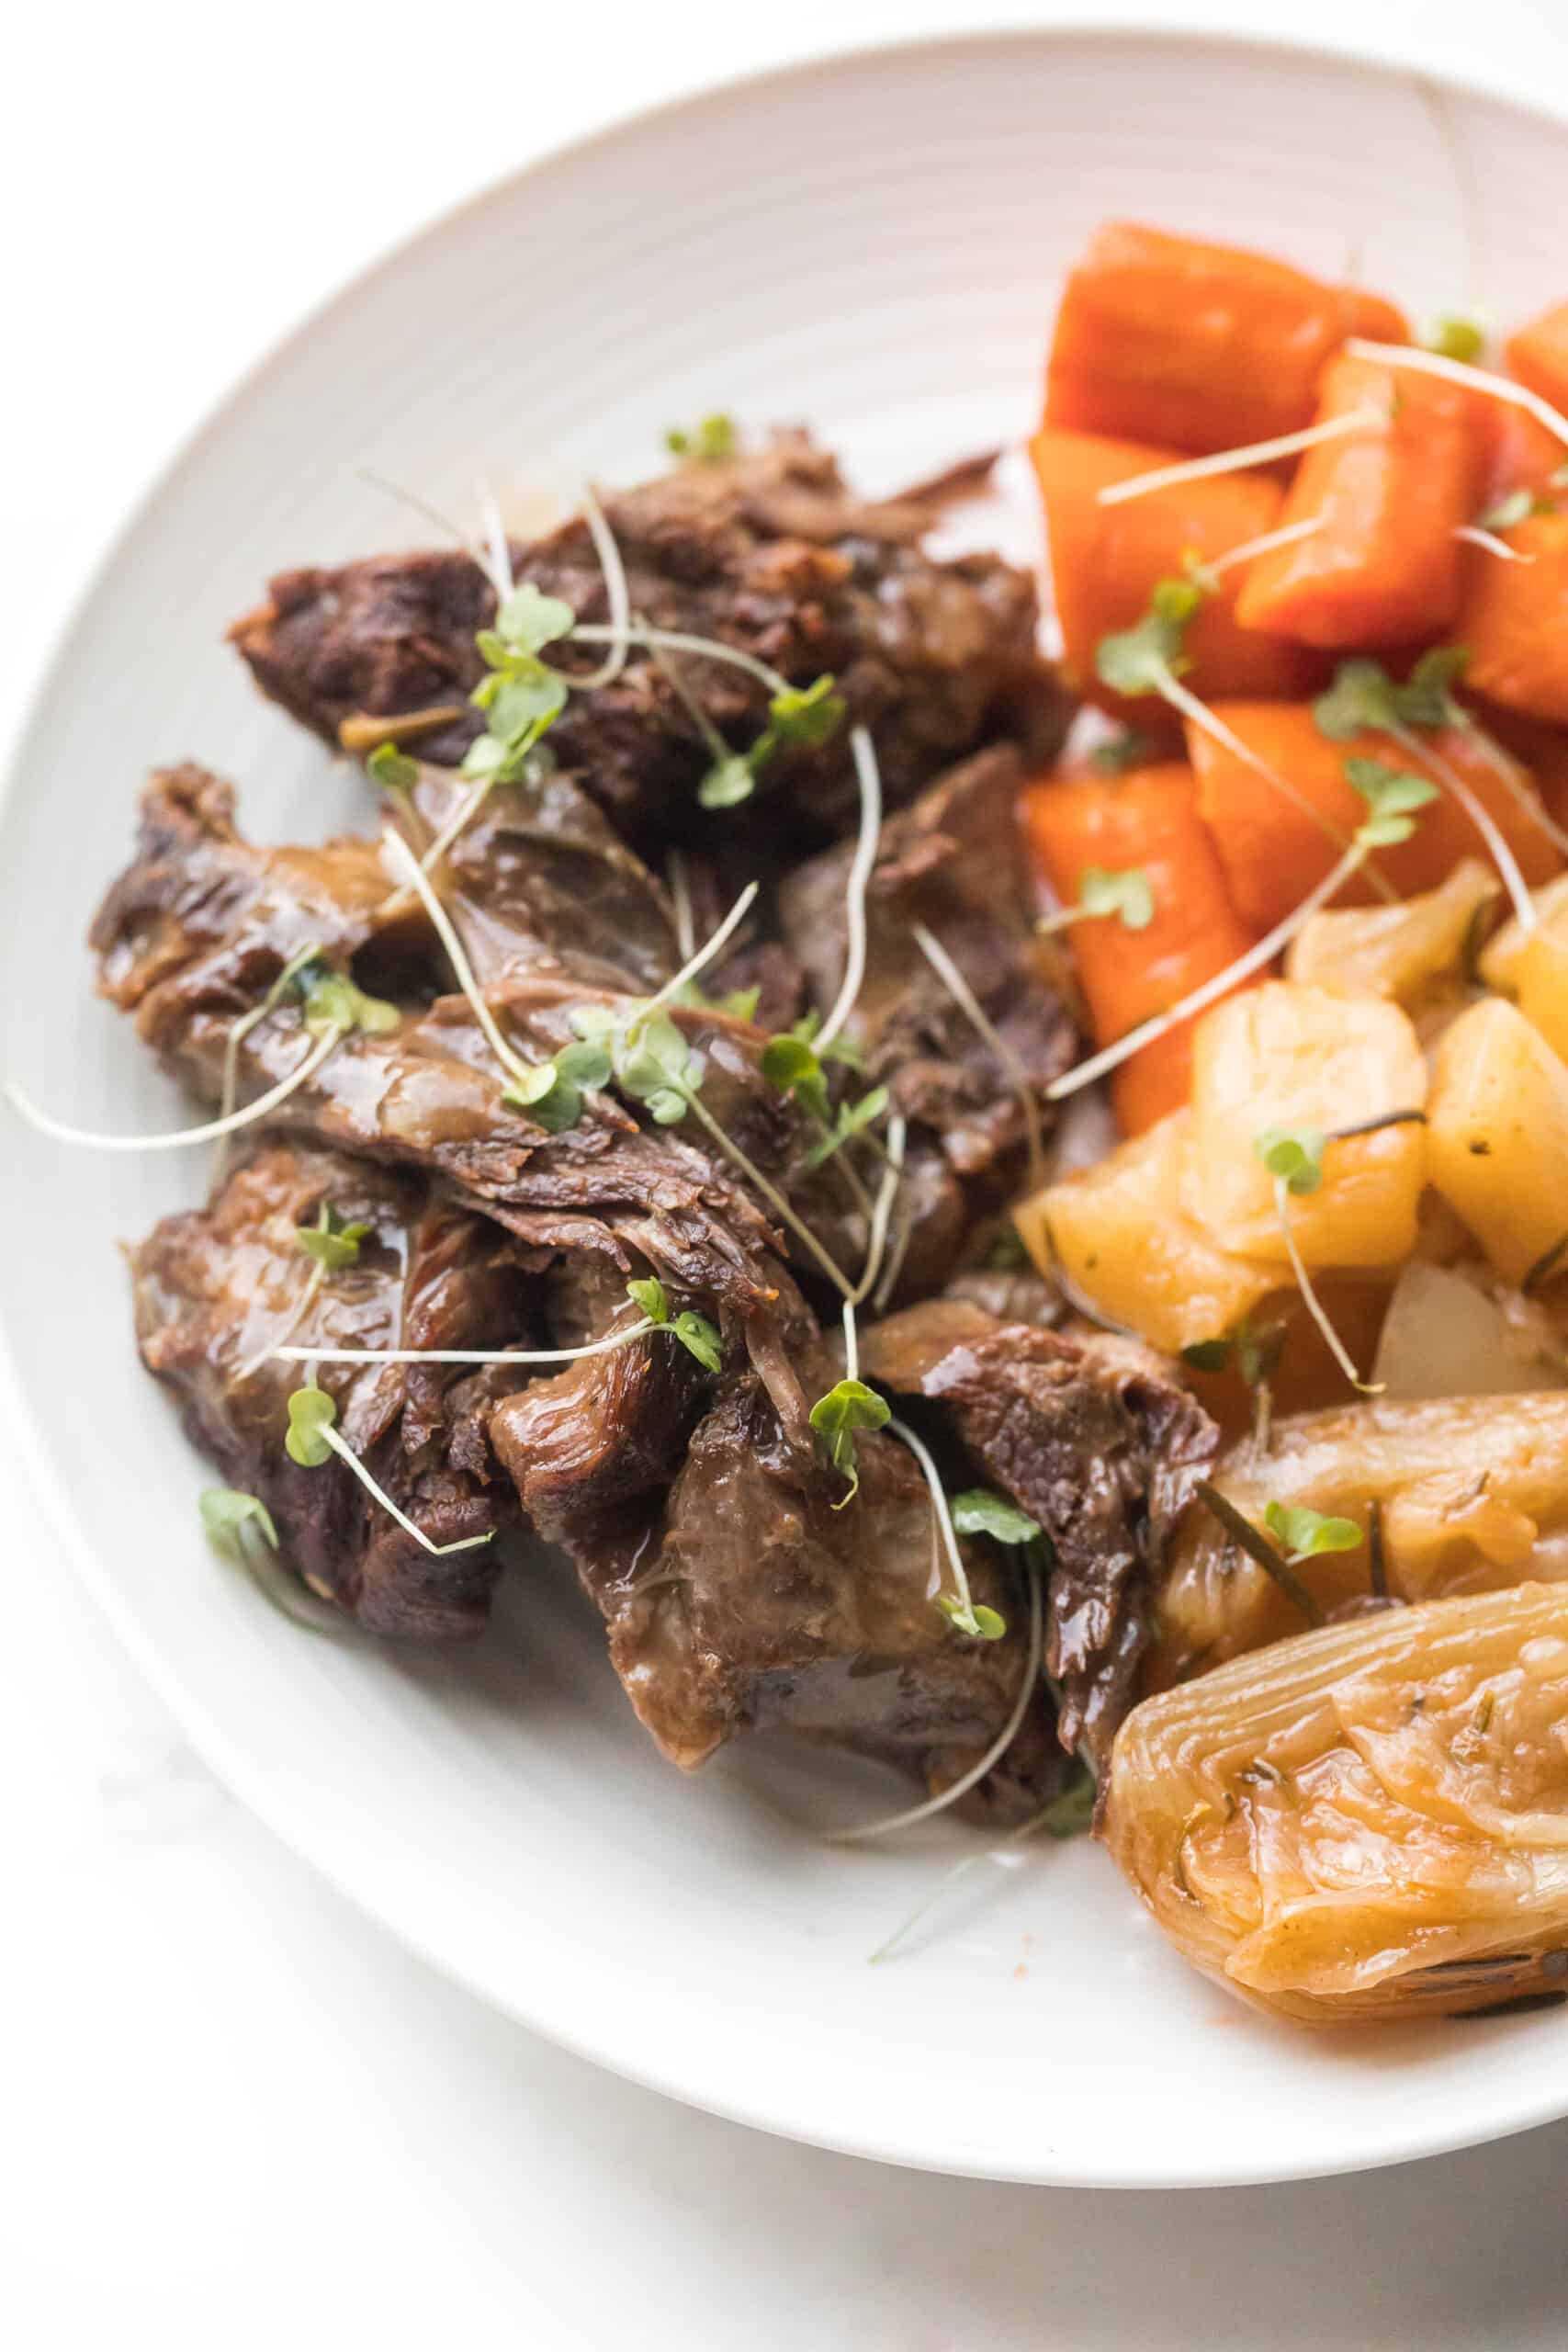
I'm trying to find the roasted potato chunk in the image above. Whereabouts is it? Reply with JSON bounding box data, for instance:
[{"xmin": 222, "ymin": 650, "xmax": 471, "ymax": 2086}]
[
  {"xmin": 1285, "ymin": 858, "xmax": 1497, "ymax": 1011},
  {"xmin": 1427, "ymin": 997, "xmax": 1568, "ymax": 1284},
  {"xmin": 1105, "ymin": 1585, "xmax": 1568, "ymax": 2023}
]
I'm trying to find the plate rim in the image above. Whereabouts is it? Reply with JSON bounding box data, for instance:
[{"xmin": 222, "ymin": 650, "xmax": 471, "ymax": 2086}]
[{"xmin": 9, "ymin": 18, "xmax": 1568, "ymax": 2188}]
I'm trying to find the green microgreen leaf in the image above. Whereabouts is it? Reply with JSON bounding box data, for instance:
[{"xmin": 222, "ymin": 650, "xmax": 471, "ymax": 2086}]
[
  {"xmin": 1424, "ymin": 314, "xmax": 1486, "ymax": 364},
  {"xmin": 1397, "ymin": 644, "xmax": 1471, "ymax": 729},
  {"xmin": 1094, "ymin": 582, "xmax": 1196, "ymax": 697},
  {"xmin": 500, "ymin": 1059, "xmax": 587, "ymax": 1134},
  {"xmin": 616, "ymin": 1011, "xmax": 703, "ymax": 1125},
  {"xmin": 950, "ymin": 1488, "xmax": 1043, "ymax": 1546},
  {"xmin": 1313, "ymin": 657, "xmax": 1401, "ymax": 741},
  {"xmin": 809, "ymin": 1376, "xmax": 891, "ymax": 1508},
  {"xmin": 1078, "ymin": 864, "xmax": 1156, "ymax": 931},
  {"xmin": 935, "ymin": 1593, "xmax": 1008, "ymax": 1642},
  {"xmin": 707, "ymin": 985, "xmax": 761, "ymax": 1023},
  {"xmin": 1087, "ymin": 727, "xmax": 1156, "ymax": 777},
  {"xmin": 1180, "ymin": 1338, "xmax": 1235, "ymax": 1374},
  {"xmin": 1477, "ymin": 487, "xmax": 1538, "ymax": 533},
  {"xmin": 626, "ymin": 1276, "xmax": 670, "ymax": 1324},
  {"xmin": 767, "ymin": 674, "xmax": 847, "ymax": 751},
  {"xmin": 554, "ymin": 1040, "xmax": 614, "ymax": 1091},
  {"xmin": 1345, "ymin": 754, "xmax": 1440, "ymax": 847},
  {"xmin": 299, "ymin": 970, "xmax": 401, "ymax": 1040},
  {"xmin": 1263, "ymin": 1501, "xmax": 1363, "ymax": 1562},
  {"xmin": 285, "ymin": 1385, "xmax": 337, "ymax": 1469},
  {"xmin": 665, "ymin": 413, "xmax": 738, "ymax": 463},
  {"xmin": 493, "ymin": 582, "xmax": 576, "ymax": 655},
  {"xmin": 802, "ymin": 1083, "xmax": 890, "ymax": 1171},
  {"xmin": 367, "ymin": 741, "xmax": 419, "ymax": 794},
  {"xmin": 696, "ymin": 754, "xmax": 758, "ymax": 809},
  {"xmin": 671, "ymin": 1310, "xmax": 724, "ymax": 1372},
  {"xmin": 198, "ymin": 1487, "xmax": 280, "ymax": 1562},
  {"xmin": 296, "ymin": 1201, "xmax": 371, "ymax": 1272},
  {"xmin": 761, "ymin": 1032, "xmax": 832, "ymax": 1125},
  {"xmin": 1253, "ymin": 1125, "xmax": 1325, "ymax": 1196}
]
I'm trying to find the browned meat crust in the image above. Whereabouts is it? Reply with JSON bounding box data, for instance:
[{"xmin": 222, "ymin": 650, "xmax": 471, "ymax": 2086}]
[
  {"xmin": 229, "ymin": 432, "xmax": 1068, "ymax": 854},
  {"xmin": 132, "ymin": 1140, "xmax": 536, "ymax": 1636},
  {"xmin": 861, "ymin": 1303, "xmax": 1218, "ymax": 1770}
]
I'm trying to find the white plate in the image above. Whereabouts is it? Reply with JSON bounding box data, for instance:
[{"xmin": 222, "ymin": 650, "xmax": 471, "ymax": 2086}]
[{"xmin": 6, "ymin": 27, "xmax": 1568, "ymax": 2188}]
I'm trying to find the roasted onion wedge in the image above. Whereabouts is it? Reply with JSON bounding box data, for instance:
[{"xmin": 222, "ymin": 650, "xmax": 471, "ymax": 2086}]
[
  {"xmin": 1105, "ymin": 1586, "xmax": 1568, "ymax": 2023},
  {"xmin": 1157, "ymin": 1392, "xmax": 1568, "ymax": 1674}
]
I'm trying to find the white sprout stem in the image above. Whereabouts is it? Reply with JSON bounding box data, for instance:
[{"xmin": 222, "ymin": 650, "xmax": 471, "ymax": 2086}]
[
  {"xmin": 1096, "ymin": 408, "xmax": 1383, "ymax": 505},
  {"xmin": 829, "ymin": 1555, "xmax": 1043, "ymax": 1845},
  {"xmin": 680, "ymin": 1087, "xmax": 856, "ymax": 1300},
  {"xmin": 886, "ymin": 1414, "xmax": 982, "ymax": 1633},
  {"xmin": 849, "ymin": 1113, "xmax": 908, "ymax": 1306},
  {"xmin": 644, "ymin": 633, "xmax": 734, "ymax": 766},
  {"xmin": 572, "ymin": 481, "xmax": 634, "ymax": 690},
  {"xmin": 570, "ymin": 623, "xmax": 790, "ymax": 696},
  {"xmin": 317, "ymin": 1421, "xmax": 492, "ymax": 1556},
  {"xmin": 1206, "ymin": 514, "xmax": 1326, "ymax": 575},
  {"xmin": 1156, "ymin": 663, "xmax": 1394, "ymax": 894},
  {"xmin": 378, "ymin": 829, "xmax": 536, "ymax": 1085},
  {"xmin": 870, "ymin": 1201, "xmax": 916, "ymax": 1315},
  {"xmin": 1454, "ymin": 525, "xmax": 1537, "ymax": 564},
  {"xmin": 355, "ymin": 469, "xmax": 505, "ymax": 596},
  {"xmin": 6, "ymin": 1023, "xmax": 344, "ymax": 1154},
  {"xmin": 638, "ymin": 880, "xmax": 760, "ymax": 1023},
  {"xmin": 1274, "ymin": 1177, "xmax": 1379, "ymax": 1396},
  {"xmin": 816, "ymin": 725, "xmax": 883, "ymax": 1051},
  {"xmin": 665, "ymin": 852, "xmax": 696, "ymax": 962},
  {"xmin": 268, "ymin": 1317, "xmax": 657, "ymax": 1368},
  {"xmin": 220, "ymin": 939, "xmax": 325, "ymax": 1126},
  {"xmin": 1047, "ymin": 841, "xmax": 1367, "ymax": 1102},
  {"xmin": 1344, "ymin": 337, "xmax": 1568, "ymax": 453},
  {"xmin": 1452, "ymin": 716, "xmax": 1568, "ymax": 860},
  {"xmin": 910, "ymin": 922, "xmax": 1044, "ymax": 1193},
  {"xmin": 478, "ymin": 482, "xmax": 515, "ymax": 599},
  {"xmin": 419, "ymin": 778, "xmax": 496, "ymax": 876},
  {"xmin": 1385, "ymin": 718, "xmax": 1537, "ymax": 931},
  {"xmin": 840, "ymin": 1298, "xmax": 860, "ymax": 1384}
]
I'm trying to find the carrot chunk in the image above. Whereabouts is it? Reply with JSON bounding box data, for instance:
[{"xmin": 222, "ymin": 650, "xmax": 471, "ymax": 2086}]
[
  {"xmin": 1461, "ymin": 512, "xmax": 1568, "ymax": 724},
  {"xmin": 1188, "ymin": 701, "xmax": 1562, "ymax": 930},
  {"xmin": 1044, "ymin": 221, "xmax": 1408, "ymax": 457},
  {"xmin": 1505, "ymin": 301, "xmax": 1568, "ymax": 415},
  {"xmin": 1479, "ymin": 404, "xmax": 1565, "ymax": 508},
  {"xmin": 1235, "ymin": 355, "xmax": 1481, "ymax": 647},
  {"xmin": 1022, "ymin": 763, "xmax": 1260, "ymax": 1132},
  {"xmin": 1028, "ymin": 426, "xmax": 1320, "ymax": 716}
]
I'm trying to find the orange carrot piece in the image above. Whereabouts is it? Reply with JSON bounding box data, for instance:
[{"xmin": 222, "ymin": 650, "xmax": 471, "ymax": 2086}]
[
  {"xmin": 1188, "ymin": 701, "xmax": 1562, "ymax": 931},
  {"xmin": 1044, "ymin": 221, "xmax": 1408, "ymax": 457},
  {"xmin": 1479, "ymin": 403, "xmax": 1565, "ymax": 507},
  {"xmin": 1461, "ymin": 513, "xmax": 1568, "ymax": 724},
  {"xmin": 1505, "ymin": 301, "xmax": 1568, "ymax": 415},
  {"xmin": 1235, "ymin": 354, "xmax": 1482, "ymax": 647},
  {"xmin": 1022, "ymin": 763, "xmax": 1260, "ymax": 1133},
  {"xmin": 1029, "ymin": 426, "xmax": 1322, "ymax": 716}
]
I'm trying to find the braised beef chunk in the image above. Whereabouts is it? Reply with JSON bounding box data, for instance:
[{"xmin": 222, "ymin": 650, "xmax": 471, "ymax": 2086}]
[
  {"xmin": 131, "ymin": 1141, "xmax": 536, "ymax": 1636},
  {"xmin": 230, "ymin": 434, "xmax": 1068, "ymax": 854},
  {"xmin": 861, "ymin": 1304, "xmax": 1217, "ymax": 1769},
  {"xmin": 777, "ymin": 745, "xmax": 1078, "ymax": 1184},
  {"xmin": 493, "ymin": 1338, "xmax": 1058, "ymax": 1817}
]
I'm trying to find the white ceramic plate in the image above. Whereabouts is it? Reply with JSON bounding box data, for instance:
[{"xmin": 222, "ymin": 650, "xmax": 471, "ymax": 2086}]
[{"xmin": 7, "ymin": 27, "xmax": 1568, "ymax": 2188}]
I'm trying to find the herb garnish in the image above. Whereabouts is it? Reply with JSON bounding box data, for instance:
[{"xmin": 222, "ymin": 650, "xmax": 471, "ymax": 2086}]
[
  {"xmin": 1036, "ymin": 864, "xmax": 1156, "ymax": 936},
  {"xmin": 1252, "ymin": 1124, "xmax": 1384, "ymax": 1395},
  {"xmin": 665, "ymin": 413, "xmax": 738, "ymax": 462},
  {"xmin": 284, "ymin": 1383, "xmax": 494, "ymax": 1557},
  {"xmin": 808, "ymin": 1377, "xmax": 890, "ymax": 1509}
]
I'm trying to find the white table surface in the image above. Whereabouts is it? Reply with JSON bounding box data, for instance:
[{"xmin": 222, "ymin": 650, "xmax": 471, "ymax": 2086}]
[{"xmin": 6, "ymin": 2, "xmax": 1568, "ymax": 2343}]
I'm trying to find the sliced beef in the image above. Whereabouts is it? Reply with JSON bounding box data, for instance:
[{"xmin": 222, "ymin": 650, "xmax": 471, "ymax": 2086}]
[
  {"xmin": 230, "ymin": 432, "xmax": 1068, "ymax": 855},
  {"xmin": 860, "ymin": 1303, "xmax": 1217, "ymax": 1770},
  {"xmin": 132, "ymin": 1139, "xmax": 536, "ymax": 1636},
  {"xmin": 491, "ymin": 1331, "xmax": 1059, "ymax": 1818}
]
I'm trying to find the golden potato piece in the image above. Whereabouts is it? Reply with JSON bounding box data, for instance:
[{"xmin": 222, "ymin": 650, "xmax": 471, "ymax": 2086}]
[
  {"xmin": 1157, "ymin": 1390, "xmax": 1568, "ymax": 1673},
  {"xmin": 1181, "ymin": 983, "xmax": 1427, "ymax": 1268},
  {"xmin": 1285, "ymin": 858, "xmax": 1497, "ymax": 1010},
  {"xmin": 1516, "ymin": 928, "xmax": 1568, "ymax": 1067},
  {"xmin": 1478, "ymin": 871, "xmax": 1568, "ymax": 995},
  {"xmin": 1105, "ymin": 1585, "xmax": 1568, "ymax": 2023},
  {"xmin": 1017, "ymin": 1111, "xmax": 1277, "ymax": 1356},
  {"xmin": 1427, "ymin": 997, "xmax": 1568, "ymax": 1284}
]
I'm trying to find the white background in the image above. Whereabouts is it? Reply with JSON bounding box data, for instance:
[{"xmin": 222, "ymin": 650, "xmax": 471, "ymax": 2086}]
[{"xmin": 6, "ymin": 3, "xmax": 1568, "ymax": 2344}]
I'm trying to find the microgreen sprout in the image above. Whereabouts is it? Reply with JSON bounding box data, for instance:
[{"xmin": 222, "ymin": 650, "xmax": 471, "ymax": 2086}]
[
  {"xmin": 815, "ymin": 725, "xmax": 882, "ymax": 1051},
  {"xmin": 296, "ymin": 1201, "xmax": 371, "ymax": 1271},
  {"xmin": 219, "ymin": 938, "xmax": 326, "ymax": 1128},
  {"xmin": 1036, "ymin": 865, "xmax": 1156, "ymax": 936},
  {"xmin": 950, "ymin": 1489, "xmax": 1043, "ymax": 1546},
  {"xmin": 367, "ymin": 741, "xmax": 420, "ymax": 795},
  {"xmin": 665, "ymin": 413, "xmax": 738, "ymax": 462},
  {"xmin": 1095, "ymin": 582, "xmax": 1377, "ymax": 876},
  {"xmin": 803, "ymin": 1084, "xmax": 890, "ymax": 1173},
  {"xmin": 379, "ymin": 827, "xmax": 549, "ymax": 1097},
  {"xmin": 886, "ymin": 1412, "xmax": 1008, "ymax": 1643},
  {"xmin": 284, "ymin": 1383, "xmax": 493, "ymax": 1556},
  {"xmin": 911, "ymin": 920, "xmax": 1045, "ymax": 1193},
  {"xmin": 1195, "ymin": 1480, "xmax": 1326, "ymax": 1628},
  {"xmin": 1344, "ymin": 757, "xmax": 1440, "ymax": 848},
  {"xmin": 1181, "ymin": 1311, "xmax": 1286, "ymax": 1445},
  {"xmin": 1344, "ymin": 336, "xmax": 1568, "ymax": 458},
  {"xmin": 1263, "ymin": 1500, "xmax": 1363, "ymax": 1562},
  {"xmin": 199, "ymin": 1487, "xmax": 345, "ymax": 1635},
  {"xmin": 808, "ymin": 1377, "xmax": 890, "ymax": 1508},
  {"xmin": 1475, "ymin": 487, "xmax": 1540, "ymax": 535},
  {"xmin": 1195, "ymin": 514, "xmax": 1326, "ymax": 579},
  {"xmin": 1253, "ymin": 1125, "xmax": 1383, "ymax": 1396},
  {"xmin": 1095, "ymin": 406, "xmax": 1385, "ymax": 506},
  {"xmin": 268, "ymin": 1280, "xmax": 720, "ymax": 1372},
  {"xmin": 1425, "ymin": 315, "xmax": 1486, "ymax": 363}
]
